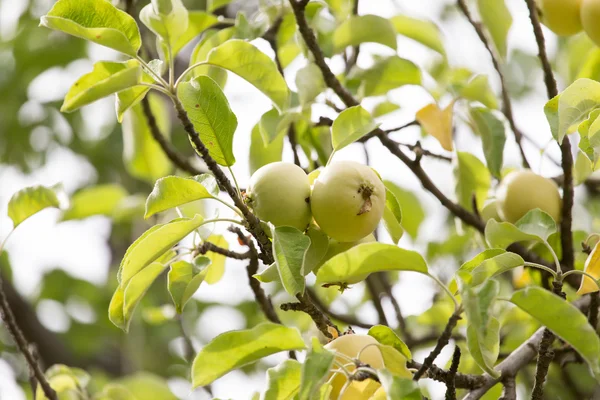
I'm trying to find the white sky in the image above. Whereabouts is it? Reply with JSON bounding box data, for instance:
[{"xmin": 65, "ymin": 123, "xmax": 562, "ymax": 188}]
[{"xmin": 0, "ymin": 0, "xmax": 579, "ymax": 398}]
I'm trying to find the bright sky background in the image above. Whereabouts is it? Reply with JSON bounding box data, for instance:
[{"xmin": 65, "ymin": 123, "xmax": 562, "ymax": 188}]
[{"xmin": 0, "ymin": 0, "xmax": 581, "ymax": 398}]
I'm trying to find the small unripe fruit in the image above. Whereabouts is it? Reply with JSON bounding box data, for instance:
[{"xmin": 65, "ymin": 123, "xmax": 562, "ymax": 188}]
[
  {"xmin": 246, "ymin": 162, "xmax": 311, "ymax": 231},
  {"xmin": 539, "ymin": 0, "xmax": 583, "ymax": 36},
  {"xmin": 481, "ymin": 199, "xmax": 501, "ymax": 223},
  {"xmin": 581, "ymin": 0, "xmax": 600, "ymax": 46},
  {"xmin": 496, "ymin": 170, "xmax": 561, "ymax": 223},
  {"xmin": 324, "ymin": 334, "xmax": 384, "ymax": 399},
  {"xmin": 311, "ymin": 161, "xmax": 385, "ymax": 242}
]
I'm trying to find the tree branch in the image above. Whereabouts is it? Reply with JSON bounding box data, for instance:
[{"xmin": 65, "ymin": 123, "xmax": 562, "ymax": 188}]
[
  {"xmin": 306, "ymin": 288, "xmax": 372, "ymax": 329},
  {"xmin": 407, "ymin": 359, "xmax": 485, "ymax": 389},
  {"xmin": 0, "ymin": 278, "xmax": 57, "ymax": 400},
  {"xmin": 195, "ymin": 241, "xmax": 251, "ymax": 260},
  {"xmin": 140, "ymin": 85, "xmax": 205, "ymax": 176},
  {"xmin": 365, "ymin": 275, "xmax": 389, "ymax": 326},
  {"xmin": 413, "ymin": 311, "xmax": 462, "ymax": 381},
  {"xmin": 456, "ymin": 0, "xmax": 530, "ymax": 168},
  {"xmin": 445, "ymin": 346, "xmax": 461, "ymax": 400},
  {"xmin": 281, "ymin": 291, "xmax": 339, "ymax": 339},
  {"xmin": 377, "ymin": 273, "xmax": 410, "ymax": 339},
  {"xmin": 589, "ymin": 292, "xmax": 599, "ymax": 331},
  {"xmin": 523, "ymin": 0, "xmax": 575, "ymax": 273},
  {"xmin": 499, "ymin": 376, "xmax": 516, "ymax": 400}
]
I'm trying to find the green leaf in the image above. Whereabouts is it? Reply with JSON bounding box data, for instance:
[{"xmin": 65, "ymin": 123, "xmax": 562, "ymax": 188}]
[
  {"xmin": 377, "ymin": 370, "xmax": 421, "ymax": 400},
  {"xmin": 40, "ymin": 0, "xmax": 141, "ymax": 57},
  {"xmin": 122, "ymin": 262, "xmax": 167, "ymax": 331},
  {"xmin": 390, "ymin": 15, "xmax": 445, "ymax": 55},
  {"xmin": 303, "ymin": 227, "xmax": 330, "ymax": 275},
  {"xmin": 297, "ymin": 338, "xmax": 335, "ymax": 400},
  {"xmin": 249, "ymin": 123, "xmax": 284, "ymax": 174},
  {"xmin": 511, "ymin": 287, "xmax": 600, "ymax": 378},
  {"xmin": 273, "ymin": 226, "xmax": 311, "ymax": 296},
  {"xmin": 382, "ymin": 188, "xmax": 403, "ymax": 244},
  {"xmin": 191, "ymin": 322, "xmax": 306, "ymax": 387},
  {"xmin": 140, "ymin": 0, "xmax": 188, "ymax": 50},
  {"xmin": 206, "ymin": 40, "xmax": 290, "ymax": 110},
  {"xmin": 458, "ymin": 250, "xmax": 524, "ymax": 287},
  {"xmin": 574, "ymin": 150, "xmax": 595, "ymax": 186},
  {"xmin": 296, "ymin": 63, "xmax": 326, "ymax": 106},
  {"xmin": 331, "ymin": 105, "xmax": 378, "ymax": 151},
  {"xmin": 477, "ymin": 0, "xmax": 512, "ymax": 58},
  {"xmin": 254, "ymin": 262, "xmax": 280, "ymax": 284},
  {"xmin": 118, "ymin": 214, "xmax": 204, "ymax": 288},
  {"xmin": 61, "ymin": 60, "xmax": 141, "ymax": 113},
  {"xmin": 384, "ymin": 181, "xmax": 424, "ymax": 239},
  {"xmin": 109, "ymin": 286, "xmax": 126, "ymax": 330},
  {"xmin": 168, "ymin": 259, "xmax": 209, "ymax": 313},
  {"xmin": 316, "ymin": 243, "xmax": 428, "ymax": 286},
  {"xmin": 350, "ymin": 56, "xmax": 421, "ymax": 97},
  {"xmin": 259, "ymin": 108, "xmax": 300, "ymax": 145},
  {"xmin": 116, "ymin": 60, "xmax": 164, "ymax": 123},
  {"xmin": 117, "ymin": 373, "xmax": 177, "ymax": 400},
  {"xmin": 203, "ymin": 235, "xmax": 228, "ymax": 284},
  {"xmin": 462, "ymin": 280, "xmax": 500, "ymax": 377},
  {"xmin": 368, "ymin": 325, "xmax": 411, "ymax": 359},
  {"xmin": 189, "ymin": 27, "xmax": 235, "ymax": 87},
  {"xmin": 177, "ymin": 75, "xmax": 238, "ymax": 166},
  {"xmin": 172, "ymin": 12, "xmax": 218, "ymax": 56},
  {"xmin": 485, "ymin": 209, "xmax": 557, "ymax": 249},
  {"xmin": 123, "ymin": 94, "xmax": 172, "ymax": 183},
  {"xmin": 145, "ymin": 174, "xmax": 218, "ymax": 219},
  {"xmin": 469, "ymin": 107, "xmax": 506, "ymax": 178},
  {"xmin": 332, "ymin": 15, "xmax": 397, "ymax": 53},
  {"xmin": 372, "ymin": 101, "xmax": 400, "ymax": 118},
  {"xmin": 454, "ymin": 152, "xmax": 491, "ymax": 213},
  {"xmin": 263, "ymin": 360, "xmax": 302, "ymax": 400},
  {"xmin": 207, "ymin": 0, "xmax": 233, "ymax": 11},
  {"xmin": 545, "ymin": 78, "xmax": 600, "ymax": 142},
  {"xmin": 459, "ymin": 75, "xmax": 498, "ymax": 109},
  {"xmin": 8, "ymin": 185, "xmax": 60, "ymax": 228},
  {"xmin": 94, "ymin": 383, "xmax": 136, "ymax": 400},
  {"xmin": 62, "ymin": 184, "xmax": 128, "ymax": 221}
]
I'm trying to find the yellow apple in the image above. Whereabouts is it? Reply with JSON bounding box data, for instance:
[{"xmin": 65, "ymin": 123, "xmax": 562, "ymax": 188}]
[
  {"xmin": 582, "ymin": 0, "xmax": 600, "ymax": 45},
  {"xmin": 539, "ymin": 0, "xmax": 583, "ymax": 36}
]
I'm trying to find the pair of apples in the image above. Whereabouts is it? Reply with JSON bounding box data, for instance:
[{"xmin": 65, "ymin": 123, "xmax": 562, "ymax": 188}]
[
  {"xmin": 246, "ymin": 161, "xmax": 385, "ymax": 243},
  {"xmin": 539, "ymin": 0, "xmax": 600, "ymax": 44}
]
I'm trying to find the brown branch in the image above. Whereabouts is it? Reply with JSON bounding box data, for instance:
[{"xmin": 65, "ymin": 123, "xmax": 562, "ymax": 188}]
[
  {"xmin": 499, "ymin": 376, "xmax": 516, "ymax": 400},
  {"xmin": 306, "ymin": 288, "xmax": 372, "ymax": 329},
  {"xmin": 456, "ymin": 0, "xmax": 530, "ymax": 169},
  {"xmin": 281, "ymin": 291, "xmax": 339, "ymax": 338},
  {"xmin": 141, "ymin": 97, "xmax": 205, "ymax": 177},
  {"xmin": 523, "ymin": 0, "xmax": 575, "ymax": 273},
  {"xmin": 0, "ymin": 278, "xmax": 57, "ymax": 400},
  {"xmin": 445, "ymin": 346, "xmax": 461, "ymax": 400},
  {"xmin": 589, "ymin": 292, "xmax": 599, "ymax": 331},
  {"xmin": 195, "ymin": 241, "xmax": 251, "ymax": 260},
  {"xmin": 413, "ymin": 311, "xmax": 462, "ymax": 381},
  {"xmin": 365, "ymin": 275, "xmax": 389, "ymax": 326},
  {"xmin": 407, "ymin": 359, "xmax": 485, "ymax": 389},
  {"xmin": 377, "ymin": 273, "xmax": 410, "ymax": 338}
]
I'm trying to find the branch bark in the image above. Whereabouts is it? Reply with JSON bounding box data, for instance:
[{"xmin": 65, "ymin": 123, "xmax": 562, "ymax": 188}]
[{"xmin": 445, "ymin": 346, "xmax": 461, "ymax": 400}]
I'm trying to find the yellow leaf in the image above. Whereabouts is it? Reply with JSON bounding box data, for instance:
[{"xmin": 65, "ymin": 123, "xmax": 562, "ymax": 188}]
[
  {"xmin": 204, "ymin": 234, "xmax": 228, "ymax": 284},
  {"xmin": 578, "ymin": 242, "xmax": 600, "ymax": 295},
  {"xmin": 512, "ymin": 266, "xmax": 532, "ymax": 289},
  {"xmin": 415, "ymin": 101, "xmax": 455, "ymax": 151}
]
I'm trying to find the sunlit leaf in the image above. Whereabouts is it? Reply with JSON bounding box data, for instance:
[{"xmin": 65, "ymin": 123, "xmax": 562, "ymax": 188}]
[
  {"xmin": 61, "ymin": 60, "xmax": 141, "ymax": 113},
  {"xmin": 574, "ymin": 150, "xmax": 595, "ymax": 186},
  {"xmin": 203, "ymin": 235, "xmax": 228, "ymax": 284},
  {"xmin": 297, "ymin": 338, "xmax": 335, "ymax": 400},
  {"xmin": 390, "ymin": 15, "xmax": 445, "ymax": 55},
  {"xmin": 368, "ymin": 325, "xmax": 411, "ymax": 359},
  {"xmin": 117, "ymin": 373, "xmax": 177, "ymax": 400},
  {"xmin": 8, "ymin": 185, "xmax": 61, "ymax": 228},
  {"xmin": 332, "ymin": 15, "xmax": 397, "ymax": 53},
  {"xmin": 384, "ymin": 181, "xmax": 424, "ymax": 239},
  {"xmin": 350, "ymin": 56, "xmax": 421, "ymax": 97},
  {"xmin": 454, "ymin": 152, "xmax": 491, "ymax": 213},
  {"xmin": 189, "ymin": 27, "xmax": 235, "ymax": 87},
  {"xmin": 377, "ymin": 370, "xmax": 421, "ymax": 399},
  {"xmin": 460, "ymin": 75, "xmax": 498, "ymax": 109},
  {"xmin": 249, "ymin": 123, "xmax": 284, "ymax": 174},
  {"xmin": 457, "ymin": 250, "xmax": 524, "ymax": 287},
  {"xmin": 118, "ymin": 214, "xmax": 204, "ymax": 288},
  {"xmin": 416, "ymin": 102, "xmax": 454, "ymax": 151},
  {"xmin": 372, "ymin": 101, "xmax": 400, "ymax": 118},
  {"xmin": 206, "ymin": 40, "xmax": 290, "ymax": 110},
  {"xmin": 485, "ymin": 209, "xmax": 557, "ymax": 249},
  {"xmin": 177, "ymin": 75, "xmax": 238, "ymax": 166},
  {"xmin": 122, "ymin": 262, "xmax": 167, "ymax": 331},
  {"xmin": 477, "ymin": 0, "xmax": 512, "ymax": 59},
  {"xmin": 191, "ymin": 323, "xmax": 306, "ymax": 387},
  {"xmin": 40, "ymin": 0, "xmax": 141, "ymax": 56},
  {"xmin": 263, "ymin": 360, "xmax": 302, "ymax": 400},
  {"xmin": 116, "ymin": 59, "xmax": 164, "ymax": 122},
  {"xmin": 62, "ymin": 184, "xmax": 128, "ymax": 221},
  {"xmin": 168, "ymin": 258, "xmax": 209, "ymax": 313},
  {"xmin": 303, "ymin": 227, "xmax": 329, "ymax": 275},
  {"xmin": 296, "ymin": 63, "xmax": 325, "ymax": 106},
  {"xmin": 316, "ymin": 243, "xmax": 428, "ymax": 286},
  {"xmin": 578, "ymin": 242, "xmax": 600, "ymax": 295},
  {"xmin": 145, "ymin": 174, "xmax": 219, "ymax": 219},
  {"xmin": 511, "ymin": 287, "xmax": 600, "ymax": 378},
  {"xmin": 382, "ymin": 188, "xmax": 403, "ymax": 244},
  {"xmin": 259, "ymin": 108, "xmax": 300, "ymax": 145},
  {"xmin": 207, "ymin": 0, "xmax": 233, "ymax": 12},
  {"xmin": 140, "ymin": 0, "xmax": 188, "ymax": 50},
  {"xmin": 273, "ymin": 226, "xmax": 311, "ymax": 296},
  {"xmin": 331, "ymin": 105, "xmax": 378, "ymax": 151},
  {"xmin": 469, "ymin": 107, "xmax": 506, "ymax": 178},
  {"xmin": 172, "ymin": 11, "xmax": 218, "ymax": 56}
]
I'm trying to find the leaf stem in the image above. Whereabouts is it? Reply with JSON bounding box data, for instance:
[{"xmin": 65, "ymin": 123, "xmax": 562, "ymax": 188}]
[
  {"xmin": 0, "ymin": 230, "xmax": 14, "ymax": 256},
  {"xmin": 428, "ymin": 273, "xmax": 460, "ymax": 312},
  {"xmin": 175, "ymin": 61, "xmax": 209, "ymax": 88},
  {"xmin": 135, "ymin": 55, "xmax": 169, "ymax": 88},
  {"xmin": 562, "ymin": 270, "xmax": 600, "ymax": 292},
  {"xmin": 227, "ymin": 166, "xmax": 242, "ymax": 199},
  {"xmin": 523, "ymin": 261, "xmax": 558, "ymax": 278},
  {"xmin": 543, "ymin": 241, "xmax": 562, "ymax": 274},
  {"xmin": 139, "ymin": 83, "xmax": 174, "ymax": 97}
]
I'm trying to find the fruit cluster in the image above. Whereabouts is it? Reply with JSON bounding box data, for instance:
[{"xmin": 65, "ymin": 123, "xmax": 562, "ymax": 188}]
[{"xmin": 539, "ymin": 0, "xmax": 600, "ymax": 46}]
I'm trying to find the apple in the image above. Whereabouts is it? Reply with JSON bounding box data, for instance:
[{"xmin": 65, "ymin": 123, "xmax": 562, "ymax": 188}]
[
  {"xmin": 582, "ymin": 0, "xmax": 600, "ymax": 45},
  {"xmin": 495, "ymin": 170, "xmax": 561, "ymax": 223},
  {"xmin": 245, "ymin": 162, "xmax": 311, "ymax": 231},
  {"xmin": 539, "ymin": 0, "xmax": 582, "ymax": 36},
  {"xmin": 311, "ymin": 161, "xmax": 385, "ymax": 242}
]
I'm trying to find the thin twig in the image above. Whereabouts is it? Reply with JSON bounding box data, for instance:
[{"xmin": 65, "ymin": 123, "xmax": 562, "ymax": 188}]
[
  {"xmin": 377, "ymin": 273, "xmax": 410, "ymax": 338},
  {"xmin": 281, "ymin": 291, "xmax": 340, "ymax": 338},
  {"xmin": 306, "ymin": 288, "xmax": 372, "ymax": 329},
  {"xmin": 456, "ymin": 0, "xmax": 530, "ymax": 168},
  {"xmin": 141, "ymin": 97, "xmax": 205, "ymax": 176},
  {"xmin": 523, "ymin": 0, "xmax": 575, "ymax": 273},
  {"xmin": 445, "ymin": 346, "xmax": 461, "ymax": 400},
  {"xmin": 407, "ymin": 360, "xmax": 485, "ymax": 389},
  {"xmin": 195, "ymin": 241, "xmax": 251, "ymax": 260},
  {"xmin": 365, "ymin": 275, "xmax": 389, "ymax": 326},
  {"xmin": 413, "ymin": 311, "xmax": 462, "ymax": 381},
  {"xmin": 177, "ymin": 314, "xmax": 194, "ymax": 363},
  {"xmin": 0, "ymin": 278, "xmax": 57, "ymax": 400}
]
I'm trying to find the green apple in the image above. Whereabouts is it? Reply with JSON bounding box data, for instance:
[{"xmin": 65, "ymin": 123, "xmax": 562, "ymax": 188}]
[
  {"xmin": 311, "ymin": 161, "xmax": 385, "ymax": 242},
  {"xmin": 245, "ymin": 162, "xmax": 311, "ymax": 231},
  {"xmin": 539, "ymin": 0, "xmax": 582, "ymax": 36},
  {"xmin": 582, "ymin": 0, "xmax": 600, "ymax": 45},
  {"xmin": 481, "ymin": 199, "xmax": 501, "ymax": 223},
  {"xmin": 496, "ymin": 170, "xmax": 561, "ymax": 223}
]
